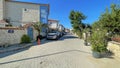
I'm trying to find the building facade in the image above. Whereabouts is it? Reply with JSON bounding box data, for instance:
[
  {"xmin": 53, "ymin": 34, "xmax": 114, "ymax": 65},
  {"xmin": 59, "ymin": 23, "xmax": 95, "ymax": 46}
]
[
  {"xmin": 0, "ymin": 0, "xmax": 49, "ymax": 27},
  {"xmin": 58, "ymin": 24, "xmax": 65, "ymax": 32},
  {"xmin": 0, "ymin": 0, "xmax": 50, "ymax": 45},
  {"xmin": 0, "ymin": 0, "xmax": 5, "ymax": 20},
  {"xmin": 40, "ymin": 5, "xmax": 49, "ymax": 24},
  {"xmin": 40, "ymin": 5, "xmax": 49, "ymax": 37},
  {"xmin": 48, "ymin": 19, "xmax": 59, "ymax": 32}
]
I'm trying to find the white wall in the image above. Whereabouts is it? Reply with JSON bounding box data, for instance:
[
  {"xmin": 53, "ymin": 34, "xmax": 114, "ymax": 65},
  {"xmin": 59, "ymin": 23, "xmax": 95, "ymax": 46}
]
[
  {"xmin": 107, "ymin": 41, "xmax": 120, "ymax": 58},
  {"xmin": 0, "ymin": 0, "xmax": 5, "ymax": 20},
  {"xmin": 0, "ymin": 27, "xmax": 38, "ymax": 45},
  {"xmin": 5, "ymin": 1, "xmax": 40, "ymax": 26},
  {"xmin": 0, "ymin": 23, "xmax": 6, "ymax": 27},
  {"xmin": 0, "ymin": 28, "xmax": 27, "ymax": 45}
]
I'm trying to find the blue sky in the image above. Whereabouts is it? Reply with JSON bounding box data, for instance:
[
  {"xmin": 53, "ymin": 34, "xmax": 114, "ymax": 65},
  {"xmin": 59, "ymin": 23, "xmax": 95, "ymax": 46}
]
[{"xmin": 16, "ymin": 0, "xmax": 119, "ymax": 29}]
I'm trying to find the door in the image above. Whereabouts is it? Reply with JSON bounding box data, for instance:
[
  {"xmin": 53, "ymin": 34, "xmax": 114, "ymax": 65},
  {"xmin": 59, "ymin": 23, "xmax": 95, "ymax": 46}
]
[{"xmin": 27, "ymin": 27, "xmax": 33, "ymax": 40}]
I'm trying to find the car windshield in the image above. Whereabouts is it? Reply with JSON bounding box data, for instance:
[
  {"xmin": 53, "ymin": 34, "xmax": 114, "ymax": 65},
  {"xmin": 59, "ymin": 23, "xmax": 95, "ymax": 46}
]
[{"xmin": 51, "ymin": 31, "xmax": 57, "ymax": 33}]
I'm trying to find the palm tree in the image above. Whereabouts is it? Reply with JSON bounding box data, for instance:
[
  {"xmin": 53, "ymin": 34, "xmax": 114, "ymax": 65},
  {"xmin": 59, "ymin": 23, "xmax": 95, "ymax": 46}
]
[
  {"xmin": 33, "ymin": 22, "xmax": 48, "ymax": 43},
  {"xmin": 33, "ymin": 22, "xmax": 42, "ymax": 35},
  {"xmin": 33, "ymin": 22, "xmax": 48, "ymax": 35}
]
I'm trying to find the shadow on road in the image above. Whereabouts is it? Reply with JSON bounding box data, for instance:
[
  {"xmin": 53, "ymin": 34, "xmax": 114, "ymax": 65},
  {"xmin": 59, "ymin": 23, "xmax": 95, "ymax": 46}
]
[
  {"xmin": 40, "ymin": 34, "xmax": 78, "ymax": 45},
  {"xmin": 59, "ymin": 35, "xmax": 78, "ymax": 40},
  {"xmin": 0, "ymin": 47, "xmax": 30, "ymax": 58},
  {"xmin": 0, "ymin": 50, "xmax": 91, "ymax": 65}
]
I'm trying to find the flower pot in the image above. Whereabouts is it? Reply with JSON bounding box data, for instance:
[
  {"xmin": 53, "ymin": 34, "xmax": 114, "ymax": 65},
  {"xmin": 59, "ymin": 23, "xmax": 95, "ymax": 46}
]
[
  {"xmin": 84, "ymin": 41, "xmax": 88, "ymax": 46},
  {"xmin": 92, "ymin": 51, "xmax": 101, "ymax": 58}
]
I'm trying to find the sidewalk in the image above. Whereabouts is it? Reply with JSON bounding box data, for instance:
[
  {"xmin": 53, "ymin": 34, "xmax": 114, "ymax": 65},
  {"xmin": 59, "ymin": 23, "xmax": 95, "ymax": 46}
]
[{"xmin": 0, "ymin": 38, "xmax": 46, "ymax": 54}]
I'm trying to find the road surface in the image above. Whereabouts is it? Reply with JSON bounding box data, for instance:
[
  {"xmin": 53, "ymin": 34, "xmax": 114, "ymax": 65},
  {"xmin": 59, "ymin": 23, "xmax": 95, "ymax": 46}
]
[{"xmin": 0, "ymin": 34, "xmax": 120, "ymax": 68}]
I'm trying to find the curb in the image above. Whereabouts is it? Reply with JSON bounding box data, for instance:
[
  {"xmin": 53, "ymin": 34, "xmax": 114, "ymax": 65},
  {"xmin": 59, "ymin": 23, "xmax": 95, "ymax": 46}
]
[{"xmin": 0, "ymin": 43, "xmax": 32, "ymax": 54}]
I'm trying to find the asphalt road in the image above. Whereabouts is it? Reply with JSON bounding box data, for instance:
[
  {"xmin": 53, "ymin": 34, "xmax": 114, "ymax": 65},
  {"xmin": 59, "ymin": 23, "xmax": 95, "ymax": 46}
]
[{"xmin": 0, "ymin": 34, "xmax": 120, "ymax": 68}]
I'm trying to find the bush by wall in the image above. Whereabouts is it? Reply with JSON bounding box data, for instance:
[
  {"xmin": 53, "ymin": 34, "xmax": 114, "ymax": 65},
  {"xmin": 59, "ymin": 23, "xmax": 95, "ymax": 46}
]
[
  {"xmin": 21, "ymin": 34, "xmax": 31, "ymax": 43},
  {"xmin": 90, "ymin": 29, "xmax": 108, "ymax": 53}
]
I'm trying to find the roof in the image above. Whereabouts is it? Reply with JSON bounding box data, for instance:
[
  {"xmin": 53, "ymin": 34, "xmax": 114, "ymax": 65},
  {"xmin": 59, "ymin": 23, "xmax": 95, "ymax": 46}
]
[
  {"xmin": 6, "ymin": 0, "xmax": 48, "ymax": 6},
  {"xmin": 0, "ymin": 20, "xmax": 8, "ymax": 24},
  {"xmin": 22, "ymin": 23, "xmax": 33, "ymax": 28},
  {"xmin": 48, "ymin": 19, "xmax": 59, "ymax": 22}
]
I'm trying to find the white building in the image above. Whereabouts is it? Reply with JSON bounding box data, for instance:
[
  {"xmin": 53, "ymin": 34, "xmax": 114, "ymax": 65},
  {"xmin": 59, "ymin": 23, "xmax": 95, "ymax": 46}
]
[
  {"xmin": 0, "ymin": 20, "xmax": 8, "ymax": 27},
  {"xmin": 58, "ymin": 24, "xmax": 64, "ymax": 32},
  {"xmin": 48, "ymin": 19, "xmax": 59, "ymax": 31},
  {"xmin": 0, "ymin": 0, "xmax": 49, "ymax": 27}
]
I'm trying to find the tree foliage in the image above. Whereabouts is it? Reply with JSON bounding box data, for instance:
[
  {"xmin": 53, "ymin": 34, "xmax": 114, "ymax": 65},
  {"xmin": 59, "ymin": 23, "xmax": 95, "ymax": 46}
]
[
  {"xmin": 69, "ymin": 10, "xmax": 86, "ymax": 38},
  {"xmin": 91, "ymin": 29, "xmax": 108, "ymax": 52},
  {"xmin": 33, "ymin": 22, "xmax": 42, "ymax": 35},
  {"xmin": 92, "ymin": 4, "xmax": 120, "ymax": 33},
  {"xmin": 33, "ymin": 22, "xmax": 48, "ymax": 35}
]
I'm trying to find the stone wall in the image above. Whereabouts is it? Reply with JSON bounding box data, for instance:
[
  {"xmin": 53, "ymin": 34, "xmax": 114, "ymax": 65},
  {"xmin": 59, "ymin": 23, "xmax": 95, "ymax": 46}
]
[
  {"xmin": 0, "ymin": 27, "xmax": 38, "ymax": 46},
  {"xmin": 107, "ymin": 41, "xmax": 120, "ymax": 57},
  {"xmin": 0, "ymin": 27, "xmax": 27, "ymax": 46}
]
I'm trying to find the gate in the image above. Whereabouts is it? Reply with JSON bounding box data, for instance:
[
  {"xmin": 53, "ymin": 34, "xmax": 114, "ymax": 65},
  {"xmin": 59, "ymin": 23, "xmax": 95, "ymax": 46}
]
[{"xmin": 27, "ymin": 27, "xmax": 33, "ymax": 40}]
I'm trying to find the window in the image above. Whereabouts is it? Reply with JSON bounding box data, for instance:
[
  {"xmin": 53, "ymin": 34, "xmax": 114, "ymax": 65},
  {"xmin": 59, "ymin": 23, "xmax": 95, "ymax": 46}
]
[
  {"xmin": 40, "ymin": 6, "xmax": 48, "ymax": 23},
  {"xmin": 24, "ymin": 8, "xmax": 28, "ymax": 12}
]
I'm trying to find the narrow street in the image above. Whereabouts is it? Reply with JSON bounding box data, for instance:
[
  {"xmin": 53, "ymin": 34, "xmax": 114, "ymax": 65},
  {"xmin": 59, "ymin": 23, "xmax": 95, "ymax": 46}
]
[{"xmin": 0, "ymin": 34, "xmax": 120, "ymax": 68}]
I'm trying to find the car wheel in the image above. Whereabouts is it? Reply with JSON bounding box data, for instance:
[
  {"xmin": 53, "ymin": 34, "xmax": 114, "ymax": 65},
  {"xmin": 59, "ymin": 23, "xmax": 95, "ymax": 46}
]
[{"xmin": 55, "ymin": 37, "xmax": 59, "ymax": 40}]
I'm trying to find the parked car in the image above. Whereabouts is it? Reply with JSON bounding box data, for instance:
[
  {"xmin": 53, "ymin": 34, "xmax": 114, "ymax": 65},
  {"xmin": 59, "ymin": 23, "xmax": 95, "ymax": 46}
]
[
  {"xmin": 57, "ymin": 31, "xmax": 61, "ymax": 37},
  {"xmin": 63, "ymin": 32, "xmax": 67, "ymax": 35},
  {"xmin": 47, "ymin": 31, "xmax": 60, "ymax": 40},
  {"xmin": 58, "ymin": 31, "xmax": 63, "ymax": 37}
]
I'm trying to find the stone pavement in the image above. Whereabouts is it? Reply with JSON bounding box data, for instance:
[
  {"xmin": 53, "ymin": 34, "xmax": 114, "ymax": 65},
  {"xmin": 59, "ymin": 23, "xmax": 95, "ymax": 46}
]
[{"xmin": 0, "ymin": 34, "xmax": 120, "ymax": 68}]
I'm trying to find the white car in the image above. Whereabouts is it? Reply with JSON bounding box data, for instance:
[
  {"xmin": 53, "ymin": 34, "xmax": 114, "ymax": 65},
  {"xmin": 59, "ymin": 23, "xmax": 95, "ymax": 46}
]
[{"xmin": 47, "ymin": 31, "xmax": 59, "ymax": 40}]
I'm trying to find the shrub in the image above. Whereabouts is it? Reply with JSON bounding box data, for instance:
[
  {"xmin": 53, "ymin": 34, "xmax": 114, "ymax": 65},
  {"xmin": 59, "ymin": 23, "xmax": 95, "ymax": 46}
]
[
  {"xmin": 21, "ymin": 34, "xmax": 31, "ymax": 43},
  {"xmin": 76, "ymin": 31, "xmax": 82, "ymax": 38},
  {"xmin": 6, "ymin": 23, "xmax": 12, "ymax": 27},
  {"xmin": 90, "ymin": 29, "xmax": 108, "ymax": 53}
]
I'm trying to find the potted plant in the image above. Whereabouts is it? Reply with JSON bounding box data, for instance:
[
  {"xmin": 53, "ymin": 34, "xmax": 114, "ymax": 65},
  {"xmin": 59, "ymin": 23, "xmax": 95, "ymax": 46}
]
[{"xmin": 90, "ymin": 29, "xmax": 108, "ymax": 58}]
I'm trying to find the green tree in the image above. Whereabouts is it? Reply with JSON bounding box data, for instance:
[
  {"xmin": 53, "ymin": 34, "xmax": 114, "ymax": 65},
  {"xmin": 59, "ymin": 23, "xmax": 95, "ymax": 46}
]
[
  {"xmin": 98, "ymin": 4, "xmax": 120, "ymax": 33},
  {"xmin": 69, "ymin": 10, "xmax": 86, "ymax": 38},
  {"xmin": 92, "ymin": 4, "xmax": 120, "ymax": 35},
  {"xmin": 33, "ymin": 22, "xmax": 42, "ymax": 35},
  {"xmin": 33, "ymin": 22, "xmax": 48, "ymax": 35}
]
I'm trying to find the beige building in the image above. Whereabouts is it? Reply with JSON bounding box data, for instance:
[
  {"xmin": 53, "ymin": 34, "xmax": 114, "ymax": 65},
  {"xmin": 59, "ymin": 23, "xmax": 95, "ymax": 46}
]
[
  {"xmin": 0, "ymin": 0, "xmax": 50, "ymax": 45},
  {"xmin": 58, "ymin": 24, "xmax": 65, "ymax": 32},
  {"xmin": 48, "ymin": 19, "xmax": 59, "ymax": 31},
  {"xmin": 0, "ymin": 0, "xmax": 49, "ymax": 27}
]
